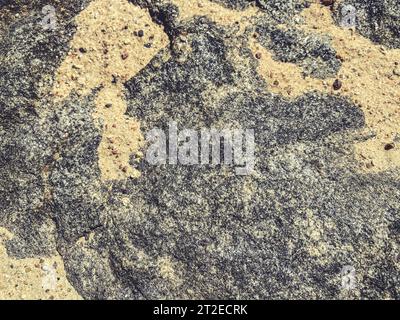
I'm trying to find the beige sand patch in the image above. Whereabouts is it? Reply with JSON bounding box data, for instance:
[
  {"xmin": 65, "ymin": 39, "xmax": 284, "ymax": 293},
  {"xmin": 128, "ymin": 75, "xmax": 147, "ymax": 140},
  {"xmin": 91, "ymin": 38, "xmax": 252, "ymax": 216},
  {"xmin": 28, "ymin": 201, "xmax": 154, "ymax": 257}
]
[
  {"xmin": 249, "ymin": 39, "xmax": 334, "ymax": 98},
  {"xmin": 53, "ymin": 0, "xmax": 169, "ymax": 181},
  {"xmin": 251, "ymin": 2, "xmax": 400, "ymax": 173},
  {"xmin": 0, "ymin": 228, "xmax": 81, "ymax": 300},
  {"xmin": 171, "ymin": 0, "xmax": 258, "ymax": 28}
]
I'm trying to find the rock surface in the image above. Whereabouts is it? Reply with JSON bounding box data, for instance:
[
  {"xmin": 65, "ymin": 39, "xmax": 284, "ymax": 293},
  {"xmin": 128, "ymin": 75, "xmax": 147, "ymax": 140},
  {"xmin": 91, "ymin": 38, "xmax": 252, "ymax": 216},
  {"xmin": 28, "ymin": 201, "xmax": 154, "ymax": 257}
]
[{"xmin": 0, "ymin": 0, "xmax": 399, "ymax": 299}]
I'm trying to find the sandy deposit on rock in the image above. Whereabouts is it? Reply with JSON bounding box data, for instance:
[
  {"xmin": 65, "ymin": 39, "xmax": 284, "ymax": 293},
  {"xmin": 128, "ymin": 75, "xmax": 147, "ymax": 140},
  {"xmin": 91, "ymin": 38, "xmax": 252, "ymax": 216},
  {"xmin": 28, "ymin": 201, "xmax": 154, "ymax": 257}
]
[
  {"xmin": 0, "ymin": 228, "xmax": 81, "ymax": 300},
  {"xmin": 53, "ymin": 0, "xmax": 169, "ymax": 181},
  {"xmin": 251, "ymin": 2, "xmax": 400, "ymax": 173}
]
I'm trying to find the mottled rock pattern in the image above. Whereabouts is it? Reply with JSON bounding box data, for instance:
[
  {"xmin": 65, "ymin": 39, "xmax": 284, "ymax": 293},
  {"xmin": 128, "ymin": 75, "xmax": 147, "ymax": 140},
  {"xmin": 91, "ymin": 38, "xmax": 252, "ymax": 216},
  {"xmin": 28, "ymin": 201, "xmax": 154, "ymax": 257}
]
[
  {"xmin": 0, "ymin": 0, "xmax": 91, "ymax": 257},
  {"xmin": 210, "ymin": 0, "xmax": 254, "ymax": 10},
  {"xmin": 334, "ymin": 0, "xmax": 400, "ymax": 49},
  {"xmin": 0, "ymin": 0, "xmax": 399, "ymax": 300},
  {"xmin": 255, "ymin": 24, "xmax": 341, "ymax": 78},
  {"xmin": 255, "ymin": 0, "xmax": 308, "ymax": 23}
]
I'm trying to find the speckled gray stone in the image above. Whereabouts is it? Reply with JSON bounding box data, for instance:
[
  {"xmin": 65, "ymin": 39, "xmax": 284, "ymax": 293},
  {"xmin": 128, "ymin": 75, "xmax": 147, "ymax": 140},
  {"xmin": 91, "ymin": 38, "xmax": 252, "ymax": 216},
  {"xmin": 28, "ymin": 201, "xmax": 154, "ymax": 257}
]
[
  {"xmin": 334, "ymin": 0, "xmax": 400, "ymax": 49},
  {"xmin": 0, "ymin": 0, "xmax": 399, "ymax": 300},
  {"xmin": 255, "ymin": 23, "xmax": 341, "ymax": 78}
]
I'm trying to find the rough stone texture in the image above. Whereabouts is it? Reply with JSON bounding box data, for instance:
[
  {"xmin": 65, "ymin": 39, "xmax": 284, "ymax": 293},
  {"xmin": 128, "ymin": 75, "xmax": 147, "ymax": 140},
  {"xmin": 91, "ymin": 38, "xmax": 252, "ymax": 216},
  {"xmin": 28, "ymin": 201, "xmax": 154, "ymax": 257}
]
[
  {"xmin": 255, "ymin": 0, "xmax": 309, "ymax": 23},
  {"xmin": 0, "ymin": 0, "xmax": 399, "ymax": 300},
  {"xmin": 210, "ymin": 0, "xmax": 254, "ymax": 10},
  {"xmin": 0, "ymin": 0, "xmax": 91, "ymax": 258},
  {"xmin": 255, "ymin": 24, "xmax": 341, "ymax": 78},
  {"xmin": 334, "ymin": 0, "xmax": 400, "ymax": 49}
]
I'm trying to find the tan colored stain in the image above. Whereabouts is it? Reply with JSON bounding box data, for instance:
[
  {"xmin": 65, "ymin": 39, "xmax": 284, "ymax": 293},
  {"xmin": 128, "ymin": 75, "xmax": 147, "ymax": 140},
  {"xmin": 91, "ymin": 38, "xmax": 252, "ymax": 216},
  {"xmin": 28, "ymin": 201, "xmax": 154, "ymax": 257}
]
[
  {"xmin": 250, "ymin": 40, "xmax": 334, "ymax": 97},
  {"xmin": 250, "ymin": 2, "xmax": 400, "ymax": 172},
  {"xmin": 0, "ymin": 228, "xmax": 81, "ymax": 300},
  {"xmin": 53, "ymin": 0, "xmax": 169, "ymax": 181},
  {"xmin": 171, "ymin": 0, "xmax": 258, "ymax": 28},
  {"xmin": 95, "ymin": 86, "xmax": 144, "ymax": 180}
]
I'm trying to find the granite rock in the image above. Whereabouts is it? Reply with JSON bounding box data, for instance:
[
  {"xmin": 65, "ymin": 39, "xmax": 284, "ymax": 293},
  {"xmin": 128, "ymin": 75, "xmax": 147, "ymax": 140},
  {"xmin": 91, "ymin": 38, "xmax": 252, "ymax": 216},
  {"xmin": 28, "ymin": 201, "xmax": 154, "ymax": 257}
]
[{"xmin": 0, "ymin": 0, "xmax": 399, "ymax": 300}]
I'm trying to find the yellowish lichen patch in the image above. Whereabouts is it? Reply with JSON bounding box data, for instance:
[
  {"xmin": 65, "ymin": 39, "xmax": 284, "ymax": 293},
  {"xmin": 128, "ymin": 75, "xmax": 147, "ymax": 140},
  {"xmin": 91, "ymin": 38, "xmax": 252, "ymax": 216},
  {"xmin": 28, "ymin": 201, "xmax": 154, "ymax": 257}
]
[
  {"xmin": 0, "ymin": 228, "xmax": 81, "ymax": 300},
  {"xmin": 250, "ymin": 2, "xmax": 400, "ymax": 173},
  {"xmin": 171, "ymin": 0, "xmax": 259, "ymax": 29},
  {"xmin": 53, "ymin": 0, "xmax": 169, "ymax": 181}
]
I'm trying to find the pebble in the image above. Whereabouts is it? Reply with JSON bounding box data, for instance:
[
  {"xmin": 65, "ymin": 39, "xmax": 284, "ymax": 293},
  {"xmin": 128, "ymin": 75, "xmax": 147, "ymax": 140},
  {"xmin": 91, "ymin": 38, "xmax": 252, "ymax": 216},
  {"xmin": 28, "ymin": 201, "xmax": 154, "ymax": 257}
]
[
  {"xmin": 137, "ymin": 30, "xmax": 144, "ymax": 37},
  {"xmin": 366, "ymin": 161, "xmax": 374, "ymax": 169},
  {"xmin": 384, "ymin": 143, "xmax": 395, "ymax": 151},
  {"xmin": 335, "ymin": 54, "xmax": 344, "ymax": 62},
  {"xmin": 255, "ymin": 52, "xmax": 262, "ymax": 59},
  {"xmin": 333, "ymin": 79, "xmax": 342, "ymax": 90},
  {"xmin": 321, "ymin": 0, "xmax": 334, "ymax": 6}
]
